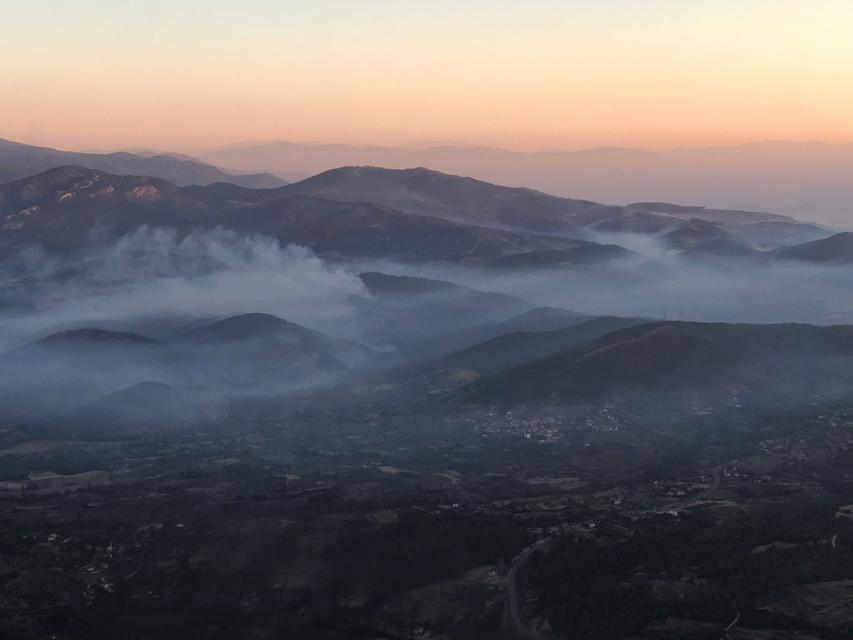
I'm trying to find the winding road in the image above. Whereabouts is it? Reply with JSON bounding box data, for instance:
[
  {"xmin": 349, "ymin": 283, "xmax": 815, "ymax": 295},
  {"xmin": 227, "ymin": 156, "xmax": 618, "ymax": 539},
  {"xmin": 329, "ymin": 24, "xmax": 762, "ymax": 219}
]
[
  {"xmin": 504, "ymin": 468, "xmax": 722, "ymax": 638},
  {"xmin": 505, "ymin": 538, "xmax": 551, "ymax": 640}
]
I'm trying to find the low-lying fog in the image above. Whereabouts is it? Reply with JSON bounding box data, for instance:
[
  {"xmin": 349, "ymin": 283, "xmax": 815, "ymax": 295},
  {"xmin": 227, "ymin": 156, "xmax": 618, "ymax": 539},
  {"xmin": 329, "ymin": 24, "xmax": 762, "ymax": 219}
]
[
  {"xmin": 2, "ymin": 226, "xmax": 853, "ymax": 424},
  {"xmin": 361, "ymin": 233, "xmax": 853, "ymax": 326},
  {"xmin": 4, "ymin": 227, "xmax": 853, "ymax": 349}
]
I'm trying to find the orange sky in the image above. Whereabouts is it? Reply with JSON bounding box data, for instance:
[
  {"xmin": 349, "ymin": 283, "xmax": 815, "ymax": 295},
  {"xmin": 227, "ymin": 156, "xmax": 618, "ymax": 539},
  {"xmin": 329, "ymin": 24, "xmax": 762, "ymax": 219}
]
[{"xmin": 2, "ymin": 0, "xmax": 853, "ymax": 152}]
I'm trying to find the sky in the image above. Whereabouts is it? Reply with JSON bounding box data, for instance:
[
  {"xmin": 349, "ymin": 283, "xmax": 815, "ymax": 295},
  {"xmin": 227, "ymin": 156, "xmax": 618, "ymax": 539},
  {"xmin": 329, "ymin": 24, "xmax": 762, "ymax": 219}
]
[{"xmin": 2, "ymin": 0, "xmax": 853, "ymax": 152}]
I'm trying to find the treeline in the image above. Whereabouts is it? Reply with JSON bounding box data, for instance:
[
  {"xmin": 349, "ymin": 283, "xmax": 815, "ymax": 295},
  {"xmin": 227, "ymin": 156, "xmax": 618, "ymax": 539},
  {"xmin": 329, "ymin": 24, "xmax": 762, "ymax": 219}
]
[
  {"xmin": 529, "ymin": 506, "xmax": 853, "ymax": 638},
  {"xmin": 328, "ymin": 511, "xmax": 527, "ymax": 595}
]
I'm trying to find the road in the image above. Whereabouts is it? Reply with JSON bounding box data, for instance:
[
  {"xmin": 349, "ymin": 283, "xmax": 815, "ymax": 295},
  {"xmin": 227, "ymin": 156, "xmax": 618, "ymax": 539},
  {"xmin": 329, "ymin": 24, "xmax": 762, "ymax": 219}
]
[
  {"xmin": 505, "ymin": 538, "xmax": 551, "ymax": 640},
  {"xmin": 504, "ymin": 468, "xmax": 722, "ymax": 639}
]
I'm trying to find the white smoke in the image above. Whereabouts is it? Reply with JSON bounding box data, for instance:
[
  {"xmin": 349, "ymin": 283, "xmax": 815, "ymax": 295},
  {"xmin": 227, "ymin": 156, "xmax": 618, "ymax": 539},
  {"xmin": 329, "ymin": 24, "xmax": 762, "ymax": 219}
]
[{"xmin": 0, "ymin": 227, "xmax": 368, "ymax": 349}]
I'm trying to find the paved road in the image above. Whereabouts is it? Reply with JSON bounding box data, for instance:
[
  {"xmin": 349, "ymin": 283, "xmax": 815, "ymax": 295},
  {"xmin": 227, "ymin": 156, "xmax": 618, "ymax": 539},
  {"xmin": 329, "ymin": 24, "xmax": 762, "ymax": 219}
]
[
  {"xmin": 504, "ymin": 468, "xmax": 722, "ymax": 639},
  {"xmin": 505, "ymin": 538, "xmax": 551, "ymax": 640}
]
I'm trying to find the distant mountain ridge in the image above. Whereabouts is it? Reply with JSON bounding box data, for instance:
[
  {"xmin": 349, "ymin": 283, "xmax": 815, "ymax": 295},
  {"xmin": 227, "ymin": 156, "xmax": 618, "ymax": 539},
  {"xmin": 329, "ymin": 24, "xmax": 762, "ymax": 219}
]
[
  {"xmin": 0, "ymin": 164, "xmax": 840, "ymax": 266},
  {"xmin": 0, "ymin": 137, "xmax": 286, "ymax": 188},
  {"xmin": 200, "ymin": 139, "xmax": 853, "ymax": 226},
  {"xmin": 0, "ymin": 166, "xmax": 643, "ymax": 266},
  {"xmin": 276, "ymin": 166, "xmax": 813, "ymax": 245},
  {"xmin": 273, "ymin": 167, "xmax": 831, "ymax": 253}
]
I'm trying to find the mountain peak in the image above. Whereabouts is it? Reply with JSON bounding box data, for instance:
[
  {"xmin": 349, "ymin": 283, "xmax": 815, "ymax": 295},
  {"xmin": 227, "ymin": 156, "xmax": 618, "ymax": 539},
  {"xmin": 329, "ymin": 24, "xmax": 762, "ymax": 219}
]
[
  {"xmin": 34, "ymin": 328, "xmax": 157, "ymax": 348},
  {"xmin": 182, "ymin": 313, "xmax": 310, "ymax": 344},
  {"xmin": 0, "ymin": 165, "xmax": 179, "ymax": 212},
  {"xmin": 775, "ymin": 231, "xmax": 853, "ymax": 264},
  {"xmin": 0, "ymin": 137, "xmax": 287, "ymax": 189}
]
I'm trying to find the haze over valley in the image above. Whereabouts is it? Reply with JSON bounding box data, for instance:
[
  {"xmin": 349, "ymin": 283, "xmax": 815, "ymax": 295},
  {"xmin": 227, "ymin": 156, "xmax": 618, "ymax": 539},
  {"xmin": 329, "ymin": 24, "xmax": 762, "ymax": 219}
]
[
  {"xmin": 2, "ymin": 144, "xmax": 853, "ymax": 638},
  {"xmin": 3, "ymin": 2, "xmax": 853, "ymax": 639}
]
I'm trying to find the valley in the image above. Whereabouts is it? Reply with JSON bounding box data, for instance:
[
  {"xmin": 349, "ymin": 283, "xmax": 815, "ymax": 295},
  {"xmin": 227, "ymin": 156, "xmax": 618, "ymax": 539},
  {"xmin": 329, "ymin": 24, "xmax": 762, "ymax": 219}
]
[
  {"xmin": 5, "ymin": 4, "xmax": 852, "ymax": 638},
  {"xmin": 0, "ymin": 161, "xmax": 852, "ymax": 639}
]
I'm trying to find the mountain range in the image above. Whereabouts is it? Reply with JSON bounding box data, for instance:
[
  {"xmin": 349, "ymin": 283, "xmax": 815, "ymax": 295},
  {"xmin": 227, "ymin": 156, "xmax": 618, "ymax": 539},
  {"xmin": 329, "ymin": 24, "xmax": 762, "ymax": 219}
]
[
  {"xmin": 201, "ymin": 140, "xmax": 853, "ymax": 226},
  {"xmin": 0, "ymin": 138, "xmax": 286, "ymax": 189},
  {"xmin": 0, "ymin": 165, "xmax": 840, "ymax": 268},
  {"xmin": 455, "ymin": 320, "xmax": 853, "ymax": 405},
  {"xmin": 0, "ymin": 311, "xmax": 373, "ymax": 423}
]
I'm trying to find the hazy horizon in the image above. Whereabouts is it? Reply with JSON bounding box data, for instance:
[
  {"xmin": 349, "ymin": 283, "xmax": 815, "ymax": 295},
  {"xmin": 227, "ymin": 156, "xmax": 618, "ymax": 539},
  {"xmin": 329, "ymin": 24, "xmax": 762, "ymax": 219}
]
[
  {"xmin": 4, "ymin": 0, "xmax": 853, "ymax": 151},
  {"xmin": 15, "ymin": 135, "xmax": 853, "ymax": 158},
  {"xmin": 6, "ymin": 5, "xmax": 853, "ymax": 635},
  {"xmin": 2, "ymin": 0, "xmax": 852, "ymax": 225},
  {"xmin": 3, "ymin": 133, "xmax": 853, "ymax": 226}
]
